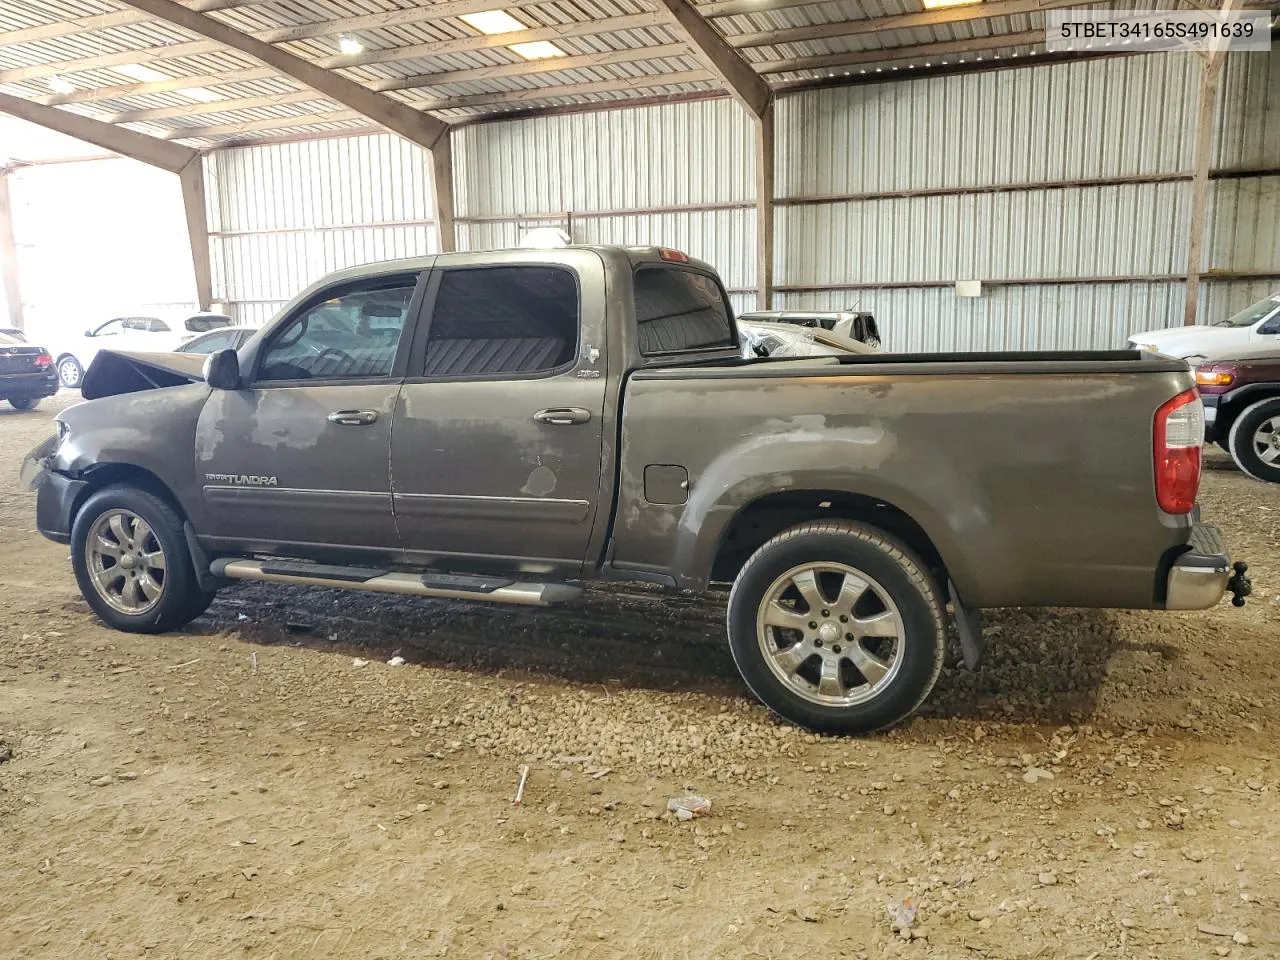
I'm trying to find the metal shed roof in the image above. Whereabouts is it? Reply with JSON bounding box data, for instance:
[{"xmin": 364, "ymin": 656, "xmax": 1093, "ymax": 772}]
[{"xmin": 0, "ymin": 0, "xmax": 1270, "ymax": 149}]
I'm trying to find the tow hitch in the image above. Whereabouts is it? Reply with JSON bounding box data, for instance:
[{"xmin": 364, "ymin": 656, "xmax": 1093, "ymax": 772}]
[{"xmin": 1228, "ymin": 562, "xmax": 1251, "ymax": 607}]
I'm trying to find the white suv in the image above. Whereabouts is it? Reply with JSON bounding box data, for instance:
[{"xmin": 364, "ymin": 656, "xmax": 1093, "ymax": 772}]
[{"xmin": 1129, "ymin": 293, "xmax": 1280, "ymax": 360}]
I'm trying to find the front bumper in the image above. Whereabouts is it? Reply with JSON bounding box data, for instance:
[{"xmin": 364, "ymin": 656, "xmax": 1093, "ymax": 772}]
[
  {"xmin": 0, "ymin": 370, "xmax": 59, "ymax": 400},
  {"xmin": 21, "ymin": 437, "xmax": 85, "ymax": 545},
  {"xmin": 1165, "ymin": 524, "xmax": 1239, "ymax": 610}
]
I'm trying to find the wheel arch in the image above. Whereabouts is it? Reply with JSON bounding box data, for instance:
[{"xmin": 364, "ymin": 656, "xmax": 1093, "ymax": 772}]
[
  {"xmin": 70, "ymin": 462, "xmax": 188, "ymax": 530},
  {"xmin": 705, "ymin": 486, "xmax": 958, "ymax": 596}
]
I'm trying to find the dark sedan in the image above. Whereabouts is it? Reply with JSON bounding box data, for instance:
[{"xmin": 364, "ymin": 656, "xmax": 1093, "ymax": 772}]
[{"xmin": 0, "ymin": 331, "xmax": 58, "ymax": 411}]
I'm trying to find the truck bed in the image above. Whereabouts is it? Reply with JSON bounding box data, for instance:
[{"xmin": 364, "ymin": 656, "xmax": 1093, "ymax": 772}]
[{"xmin": 612, "ymin": 350, "xmax": 1195, "ymax": 608}]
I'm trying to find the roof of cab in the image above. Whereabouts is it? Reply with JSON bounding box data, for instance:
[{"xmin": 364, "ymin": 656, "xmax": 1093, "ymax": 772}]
[{"xmin": 307, "ymin": 245, "xmax": 717, "ymax": 290}]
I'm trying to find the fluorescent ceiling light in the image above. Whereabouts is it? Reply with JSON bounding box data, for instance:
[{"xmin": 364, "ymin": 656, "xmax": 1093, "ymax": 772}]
[
  {"xmin": 48, "ymin": 76, "xmax": 75, "ymax": 94},
  {"xmin": 509, "ymin": 40, "xmax": 565, "ymax": 60},
  {"xmin": 459, "ymin": 10, "xmax": 525, "ymax": 34},
  {"xmin": 114, "ymin": 63, "xmax": 168, "ymax": 82},
  {"xmin": 177, "ymin": 87, "xmax": 224, "ymax": 102},
  {"xmin": 920, "ymin": 0, "xmax": 982, "ymax": 8},
  {"xmin": 338, "ymin": 36, "xmax": 364, "ymax": 55}
]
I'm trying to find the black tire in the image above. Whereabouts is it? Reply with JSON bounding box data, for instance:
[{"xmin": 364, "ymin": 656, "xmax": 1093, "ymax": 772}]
[
  {"xmin": 70, "ymin": 485, "xmax": 216, "ymax": 633},
  {"xmin": 727, "ymin": 520, "xmax": 946, "ymax": 734},
  {"xmin": 7, "ymin": 397, "xmax": 38, "ymax": 411},
  {"xmin": 57, "ymin": 355, "xmax": 83, "ymax": 388},
  {"xmin": 1227, "ymin": 396, "xmax": 1280, "ymax": 483}
]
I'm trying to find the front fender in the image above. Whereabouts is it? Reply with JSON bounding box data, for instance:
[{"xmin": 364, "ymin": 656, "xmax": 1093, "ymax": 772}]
[{"xmin": 53, "ymin": 383, "xmax": 211, "ymax": 524}]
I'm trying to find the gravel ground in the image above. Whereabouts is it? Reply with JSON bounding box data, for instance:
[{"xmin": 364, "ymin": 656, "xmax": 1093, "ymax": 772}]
[{"xmin": 1, "ymin": 395, "xmax": 1277, "ymax": 959}]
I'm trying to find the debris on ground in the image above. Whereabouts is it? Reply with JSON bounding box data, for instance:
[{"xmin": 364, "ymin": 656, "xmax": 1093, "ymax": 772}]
[{"xmin": 666, "ymin": 795, "xmax": 711, "ymax": 820}]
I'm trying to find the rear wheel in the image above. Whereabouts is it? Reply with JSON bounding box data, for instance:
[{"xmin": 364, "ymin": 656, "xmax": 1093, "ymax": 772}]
[
  {"xmin": 71, "ymin": 485, "xmax": 216, "ymax": 633},
  {"xmin": 7, "ymin": 398, "xmax": 38, "ymax": 411},
  {"xmin": 1227, "ymin": 396, "xmax": 1280, "ymax": 483},
  {"xmin": 727, "ymin": 520, "xmax": 946, "ymax": 734},
  {"xmin": 57, "ymin": 355, "xmax": 83, "ymax": 388}
]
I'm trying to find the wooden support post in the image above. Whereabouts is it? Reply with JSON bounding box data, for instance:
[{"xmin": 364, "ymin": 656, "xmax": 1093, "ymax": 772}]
[
  {"xmin": 431, "ymin": 132, "xmax": 457, "ymax": 253},
  {"xmin": 0, "ymin": 169, "xmax": 23, "ymax": 331},
  {"xmin": 1183, "ymin": 0, "xmax": 1240, "ymax": 326},
  {"xmin": 1184, "ymin": 55, "xmax": 1225, "ymax": 326},
  {"xmin": 755, "ymin": 104, "xmax": 775, "ymax": 311},
  {"xmin": 178, "ymin": 156, "xmax": 213, "ymax": 310}
]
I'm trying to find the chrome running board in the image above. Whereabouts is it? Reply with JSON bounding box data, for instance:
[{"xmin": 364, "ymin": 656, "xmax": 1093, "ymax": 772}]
[{"xmin": 211, "ymin": 558, "xmax": 582, "ymax": 607}]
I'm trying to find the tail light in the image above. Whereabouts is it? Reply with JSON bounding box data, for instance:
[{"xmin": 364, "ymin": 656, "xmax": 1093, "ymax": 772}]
[
  {"xmin": 1154, "ymin": 388, "xmax": 1203, "ymax": 514},
  {"xmin": 34, "ymin": 352, "xmax": 53, "ymax": 369}
]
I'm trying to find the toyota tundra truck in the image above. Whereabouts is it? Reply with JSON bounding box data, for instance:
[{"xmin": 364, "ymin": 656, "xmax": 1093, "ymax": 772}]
[{"xmin": 21, "ymin": 246, "xmax": 1251, "ymax": 733}]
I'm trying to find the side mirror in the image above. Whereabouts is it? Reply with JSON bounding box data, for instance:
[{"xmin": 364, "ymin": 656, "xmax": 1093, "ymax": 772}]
[
  {"xmin": 84, "ymin": 329, "xmax": 94, "ymax": 337},
  {"xmin": 203, "ymin": 349, "xmax": 241, "ymax": 390}
]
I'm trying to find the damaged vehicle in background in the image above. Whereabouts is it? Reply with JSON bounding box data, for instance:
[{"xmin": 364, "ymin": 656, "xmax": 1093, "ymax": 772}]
[
  {"xmin": 22, "ymin": 246, "xmax": 1251, "ymax": 735},
  {"xmin": 738, "ymin": 318, "xmax": 877, "ymax": 358},
  {"xmin": 738, "ymin": 309, "xmax": 882, "ymax": 349}
]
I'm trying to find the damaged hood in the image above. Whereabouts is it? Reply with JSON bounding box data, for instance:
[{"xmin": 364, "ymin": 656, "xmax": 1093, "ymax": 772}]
[{"xmin": 80, "ymin": 349, "xmax": 209, "ymax": 400}]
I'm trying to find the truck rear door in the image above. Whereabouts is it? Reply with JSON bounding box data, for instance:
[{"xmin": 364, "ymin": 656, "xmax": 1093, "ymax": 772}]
[{"xmin": 390, "ymin": 250, "xmax": 608, "ymax": 577}]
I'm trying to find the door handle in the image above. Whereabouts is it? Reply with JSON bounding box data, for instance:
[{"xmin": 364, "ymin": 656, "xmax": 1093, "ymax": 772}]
[
  {"xmin": 327, "ymin": 409, "xmax": 379, "ymax": 426},
  {"xmin": 534, "ymin": 407, "xmax": 591, "ymax": 426}
]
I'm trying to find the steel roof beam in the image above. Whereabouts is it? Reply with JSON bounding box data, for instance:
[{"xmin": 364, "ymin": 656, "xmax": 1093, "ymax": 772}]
[
  {"xmin": 114, "ymin": 0, "xmax": 450, "ymax": 150},
  {"xmin": 0, "ymin": 91, "xmax": 196, "ymax": 172},
  {"xmin": 652, "ymin": 0, "xmax": 770, "ymax": 119}
]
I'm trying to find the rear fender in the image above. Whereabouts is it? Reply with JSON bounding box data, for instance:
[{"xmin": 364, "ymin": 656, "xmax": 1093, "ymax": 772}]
[{"xmin": 669, "ymin": 430, "xmax": 975, "ymax": 595}]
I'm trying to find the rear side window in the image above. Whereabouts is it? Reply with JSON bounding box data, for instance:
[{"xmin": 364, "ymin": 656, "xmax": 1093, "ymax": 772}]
[
  {"xmin": 634, "ymin": 267, "xmax": 735, "ymax": 355},
  {"xmin": 421, "ymin": 266, "xmax": 578, "ymax": 377}
]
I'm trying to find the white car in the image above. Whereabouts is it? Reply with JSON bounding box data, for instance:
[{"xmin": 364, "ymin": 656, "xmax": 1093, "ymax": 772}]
[
  {"xmin": 54, "ymin": 312, "xmax": 233, "ymax": 387},
  {"xmin": 1128, "ymin": 293, "xmax": 1280, "ymax": 360}
]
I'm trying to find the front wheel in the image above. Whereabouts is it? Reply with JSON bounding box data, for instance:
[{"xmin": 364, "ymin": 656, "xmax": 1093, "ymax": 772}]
[
  {"xmin": 727, "ymin": 520, "xmax": 946, "ymax": 734},
  {"xmin": 57, "ymin": 355, "xmax": 83, "ymax": 388},
  {"xmin": 70, "ymin": 485, "xmax": 216, "ymax": 633},
  {"xmin": 7, "ymin": 397, "xmax": 38, "ymax": 411},
  {"xmin": 1227, "ymin": 396, "xmax": 1280, "ymax": 483}
]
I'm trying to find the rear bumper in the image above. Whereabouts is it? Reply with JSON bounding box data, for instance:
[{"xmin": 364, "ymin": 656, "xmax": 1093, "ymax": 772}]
[
  {"xmin": 1165, "ymin": 524, "xmax": 1231, "ymax": 610},
  {"xmin": 0, "ymin": 370, "xmax": 59, "ymax": 399}
]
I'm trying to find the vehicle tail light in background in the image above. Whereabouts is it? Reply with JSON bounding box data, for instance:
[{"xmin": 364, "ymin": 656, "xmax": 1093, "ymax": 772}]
[
  {"xmin": 34, "ymin": 352, "xmax": 53, "ymax": 369},
  {"xmin": 1194, "ymin": 369, "xmax": 1233, "ymax": 387},
  {"xmin": 1154, "ymin": 388, "xmax": 1203, "ymax": 514},
  {"xmin": 658, "ymin": 248, "xmax": 689, "ymax": 263}
]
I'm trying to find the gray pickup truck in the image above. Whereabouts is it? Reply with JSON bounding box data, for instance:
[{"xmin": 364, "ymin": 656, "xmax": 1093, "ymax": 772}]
[{"xmin": 22, "ymin": 246, "xmax": 1250, "ymax": 733}]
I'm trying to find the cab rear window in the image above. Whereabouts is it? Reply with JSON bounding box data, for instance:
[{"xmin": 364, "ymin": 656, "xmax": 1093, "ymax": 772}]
[{"xmin": 634, "ymin": 266, "xmax": 736, "ymax": 355}]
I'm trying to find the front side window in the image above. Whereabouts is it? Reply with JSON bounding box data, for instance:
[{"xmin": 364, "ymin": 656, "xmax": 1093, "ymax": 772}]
[
  {"xmin": 92, "ymin": 319, "xmax": 126, "ymax": 337},
  {"xmin": 634, "ymin": 267, "xmax": 735, "ymax": 355},
  {"xmin": 421, "ymin": 266, "xmax": 578, "ymax": 377},
  {"xmin": 257, "ymin": 277, "xmax": 416, "ymax": 382}
]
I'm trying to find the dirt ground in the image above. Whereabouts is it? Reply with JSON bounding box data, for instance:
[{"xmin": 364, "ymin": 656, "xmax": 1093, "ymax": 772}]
[{"xmin": 1, "ymin": 395, "xmax": 1277, "ymax": 960}]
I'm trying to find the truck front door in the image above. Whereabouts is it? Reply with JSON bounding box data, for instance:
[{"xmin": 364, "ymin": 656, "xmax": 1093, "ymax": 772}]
[
  {"xmin": 194, "ymin": 271, "xmax": 423, "ymax": 559},
  {"xmin": 391, "ymin": 251, "xmax": 608, "ymax": 578}
]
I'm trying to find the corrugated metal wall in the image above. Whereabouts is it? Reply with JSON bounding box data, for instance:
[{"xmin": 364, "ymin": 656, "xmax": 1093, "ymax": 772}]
[
  {"xmin": 6, "ymin": 156, "xmax": 197, "ymax": 346},
  {"xmin": 774, "ymin": 49, "xmax": 1279, "ymax": 350},
  {"xmin": 452, "ymin": 97, "xmax": 757, "ymax": 311},
  {"xmin": 205, "ymin": 133, "xmax": 441, "ymax": 326}
]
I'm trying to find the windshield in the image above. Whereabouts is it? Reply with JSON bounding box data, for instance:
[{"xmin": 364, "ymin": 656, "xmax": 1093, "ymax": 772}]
[
  {"xmin": 1214, "ymin": 294, "xmax": 1280, "ymax": 328},
  {"xmin": 0, "ymin": 332, "xmax": 18, "ymax": 345}
]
